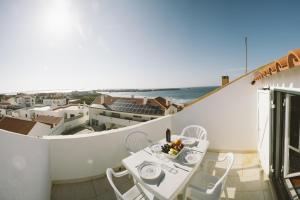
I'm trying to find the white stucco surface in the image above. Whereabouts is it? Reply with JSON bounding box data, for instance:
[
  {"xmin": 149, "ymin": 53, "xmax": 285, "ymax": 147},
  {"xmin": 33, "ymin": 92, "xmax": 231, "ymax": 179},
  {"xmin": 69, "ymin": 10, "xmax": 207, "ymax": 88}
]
[
  {"xmin": 172, "ymin": 73, "xmax": 260, "ymax": 151},
  {"xmin": 0, "ymin": 130, "xmax": 50, "ymax": 200},
  {"xmin": 44, "ymin": 115, "xmax": 172, "ymax": 181}
]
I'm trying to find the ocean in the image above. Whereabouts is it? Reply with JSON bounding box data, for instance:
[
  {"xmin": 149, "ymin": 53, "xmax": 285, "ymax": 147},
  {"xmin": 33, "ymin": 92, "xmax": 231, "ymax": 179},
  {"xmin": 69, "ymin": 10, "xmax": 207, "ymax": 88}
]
[{"xmin": 103, "ymin": 86, "xmax": 218, "ymax": 105}]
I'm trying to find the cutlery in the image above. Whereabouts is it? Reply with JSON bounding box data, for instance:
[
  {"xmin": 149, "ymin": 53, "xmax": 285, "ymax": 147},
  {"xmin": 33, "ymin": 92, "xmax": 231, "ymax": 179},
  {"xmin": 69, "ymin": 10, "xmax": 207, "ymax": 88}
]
[
  {"xmin": 173, "ymin": 163, "xmax": 191, "ymax": 172},
  {"xmin": 143, "ymin": 149, "xmax": 153, "ymax": 156}
]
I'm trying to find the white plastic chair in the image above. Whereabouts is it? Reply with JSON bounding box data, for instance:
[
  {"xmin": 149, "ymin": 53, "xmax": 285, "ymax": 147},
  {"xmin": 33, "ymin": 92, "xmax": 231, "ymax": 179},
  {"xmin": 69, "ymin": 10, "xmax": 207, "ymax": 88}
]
[
  {"xmin": 106, "ymin": 168, "xmax": 154, "ymax": 200},
  {"xmin": 181, "ymin": 125, "xmax": 207, "ymax": 141},
  {"xmin": 124, "ymin": 131, "xmax": 153, "ymax": 154},
  {"xmin": 184, "ymin": 153, "xmax": 234, "ymax": 200}
]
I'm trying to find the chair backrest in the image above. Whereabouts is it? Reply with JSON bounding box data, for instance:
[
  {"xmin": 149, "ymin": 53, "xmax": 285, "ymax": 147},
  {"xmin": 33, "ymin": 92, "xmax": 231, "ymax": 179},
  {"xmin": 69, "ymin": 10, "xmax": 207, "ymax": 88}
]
[
  {"xmin": 181, "ymin": 125, "xmax": 207, "ymax": 141},
  {"xmin": 206, "ymin": 153, "xmax": 234, "ymax": 195},
  {"xmin": 124, "ymin": 131, "xmax": 152, "ymax": 154},
  {"xmin": 106, "ymin": 168, "xmax": 124, "ymax": 200}
]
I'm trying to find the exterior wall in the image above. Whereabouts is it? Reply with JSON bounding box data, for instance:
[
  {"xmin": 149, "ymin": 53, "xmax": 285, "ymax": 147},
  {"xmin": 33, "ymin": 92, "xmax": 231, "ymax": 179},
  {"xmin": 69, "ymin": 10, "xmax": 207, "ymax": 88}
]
[
  {"xmin": 0, "ymin": 130, "xmax": 50, "ymax": 200},
  {"xmin": 43, "ymin": 99, "xmax": 67, "ymax": 106},
  {"xmin": 44, "ymin": 115, "xmax": 172, "ymax": 181},
  {"xmin": 50, "ymin": 120, "xmax": 64, "ymax": 135},
  {"xmin": 18, "ymin": 109, "xmax": 34, "ymax": 119},
  {"xmin": 64, "ymin": 114, "xmax": 89, "ymax": 131},
  {"xmin": 172, "ymin": 73, "xmax": 259, "ymax": 151},
  {"xmin": 167, "ymin": 105, "xmax": 178, "ymax": 115},
  {"xmin": 260, "ymin": 65, "xmax": 300, "ymax": 89},
  {"xmin": 0, "ymin": 108, "xmax": 6, "ymax": 117},
  {"xmin": 29, "ymin": 122, "xmax": 51, "ymax": 137},
  {"xmin": 16, "ymin": 97, "xmax": 35, "ymax": 107},
  {"xmin": 91, "ymin": 114, "xmax": 140, "ymax": 127},
  {"xmin": 89, "ymin": 107, "xmax": 159, "ymax": 128}
]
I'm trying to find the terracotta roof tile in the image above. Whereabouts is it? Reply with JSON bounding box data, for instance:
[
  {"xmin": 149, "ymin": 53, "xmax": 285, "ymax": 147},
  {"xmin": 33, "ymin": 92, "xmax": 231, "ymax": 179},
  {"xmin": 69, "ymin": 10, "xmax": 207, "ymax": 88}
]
[
  {"xmin": 35, "ymin": 115, "xmax": 63, "ymax": 128},
  {"xmin": 0, "ymin": 117, "xmax": 36, "ymax": 135}
]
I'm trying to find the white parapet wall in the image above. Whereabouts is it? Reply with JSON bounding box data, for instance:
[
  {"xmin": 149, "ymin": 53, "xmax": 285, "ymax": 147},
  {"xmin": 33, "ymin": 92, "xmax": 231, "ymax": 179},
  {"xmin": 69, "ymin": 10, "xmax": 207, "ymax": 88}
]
[
  {"xmin": 172, "ymin": 72, "xmax": 260, "ymax": 151},
  {"xmin": 44, "ymin": 115, "xmax": 172, "ymax": 181},
  {"xmin": 0, "ymin": 130, "xmax": 50, "ymax": 200}
]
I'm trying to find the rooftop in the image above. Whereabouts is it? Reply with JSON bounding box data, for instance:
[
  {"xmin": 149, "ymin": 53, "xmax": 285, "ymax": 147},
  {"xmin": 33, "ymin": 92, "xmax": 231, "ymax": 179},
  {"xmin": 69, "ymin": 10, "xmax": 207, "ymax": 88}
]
[
  {"xmin": 92, "ymin": 95, "xmax": 168, "ymax": 116},
  {"xmin": 35, "ymin": 115, "xmax": 63, "ymax": 127},
  {"xmin": 53, "ymin": 105, "xmax": 83, "ymax": 112},
  {"xmin": 0, "ymin": 117, "xmax": 36, "ymax": 135}
]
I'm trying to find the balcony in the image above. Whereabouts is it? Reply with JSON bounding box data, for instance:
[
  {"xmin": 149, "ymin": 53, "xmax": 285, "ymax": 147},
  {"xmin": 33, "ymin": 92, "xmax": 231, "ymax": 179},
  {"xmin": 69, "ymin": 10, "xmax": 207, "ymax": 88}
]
[
  {"xmin": 51, "ymin": 152, "xmax": 274, "ymax": 200},
  {"xmin": 4, "ymin": 69, "xmax": 299, "ymax": 200}
]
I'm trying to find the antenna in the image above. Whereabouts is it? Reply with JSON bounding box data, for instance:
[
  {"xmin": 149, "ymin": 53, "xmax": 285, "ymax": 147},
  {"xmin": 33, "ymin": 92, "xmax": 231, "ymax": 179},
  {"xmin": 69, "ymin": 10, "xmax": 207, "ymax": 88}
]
[{"xmin": 245, "ymin": 37, "xmax": 248, "ymax": 74}]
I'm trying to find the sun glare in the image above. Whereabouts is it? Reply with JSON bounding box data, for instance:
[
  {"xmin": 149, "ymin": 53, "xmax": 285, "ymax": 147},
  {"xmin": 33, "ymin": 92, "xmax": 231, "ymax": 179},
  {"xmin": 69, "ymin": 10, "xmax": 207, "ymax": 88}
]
[{"xmin": 42, "ymin": 0, "xmax": 73, "ymax": 39}]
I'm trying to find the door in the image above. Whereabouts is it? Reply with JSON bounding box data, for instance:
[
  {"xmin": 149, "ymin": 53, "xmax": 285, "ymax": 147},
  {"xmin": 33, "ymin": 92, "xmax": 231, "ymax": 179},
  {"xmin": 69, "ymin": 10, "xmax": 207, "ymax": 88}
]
[
  {"xmin": 283, "ymin": 94, "xmax": 300, "ymax": 178},
  {"xmin": 257, "ymin": 89, "xmax": 271, "ymax": 175}
]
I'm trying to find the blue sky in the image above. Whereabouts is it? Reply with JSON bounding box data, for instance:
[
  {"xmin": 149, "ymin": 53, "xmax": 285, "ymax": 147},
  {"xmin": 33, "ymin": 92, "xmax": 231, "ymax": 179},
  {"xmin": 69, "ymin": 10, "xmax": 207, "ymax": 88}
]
[{"xmin": 0, "ymin": 0, "xmax": 299, "ymax": 93}]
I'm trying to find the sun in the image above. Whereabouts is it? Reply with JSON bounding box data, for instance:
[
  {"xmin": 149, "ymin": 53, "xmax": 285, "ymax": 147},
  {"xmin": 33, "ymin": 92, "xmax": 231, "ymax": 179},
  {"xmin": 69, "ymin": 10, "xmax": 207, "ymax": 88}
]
[{"xmin": 42, "ymin": 0, "xmax": 73, "ymax": 39}]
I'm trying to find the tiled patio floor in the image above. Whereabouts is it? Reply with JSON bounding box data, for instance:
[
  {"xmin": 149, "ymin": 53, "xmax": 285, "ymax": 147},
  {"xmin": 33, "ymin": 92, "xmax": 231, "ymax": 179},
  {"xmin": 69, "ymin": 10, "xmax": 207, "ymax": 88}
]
[{"xmin": 51, "ymin": 152, "xmax": 274, "ymax": 200}]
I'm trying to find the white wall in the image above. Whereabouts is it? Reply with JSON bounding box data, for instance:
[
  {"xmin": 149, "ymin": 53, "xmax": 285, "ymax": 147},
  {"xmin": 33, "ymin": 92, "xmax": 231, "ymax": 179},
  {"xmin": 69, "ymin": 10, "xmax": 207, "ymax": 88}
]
[
  {"xmin": 172, "ymin": 73, "xmax": 259, "ymax": 151},
  {"xmin": 44, "ymin": 115, "xmax": 172, "ymax": 181},
  {"xmin": 51, "ymin": 120, "xmax": 64, "ymax": 135},
  {"xmin": 64, "ymin": 115, "xmax": 89, "ymax": 131},
  {"xmin": 261, "ymin": 66, "xmax": 300, "ymax": 89},
  {"xmin": 0, "ymin": 130, "xmax": 50, "ymax": 200},
  {"xmin": 0, "ymin": 108, "xmax": 6, "ymax": 116},
  {"xmin": 29, "ymin": 122, "xmax": 51, "ymax": 137}
]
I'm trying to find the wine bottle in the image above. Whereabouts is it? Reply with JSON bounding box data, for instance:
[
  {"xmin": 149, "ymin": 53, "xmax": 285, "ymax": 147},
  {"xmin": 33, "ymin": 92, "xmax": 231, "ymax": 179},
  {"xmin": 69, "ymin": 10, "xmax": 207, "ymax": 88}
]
[{"xmin": 166, "ymin": 128, "xmax": 171, "ymax": 142}]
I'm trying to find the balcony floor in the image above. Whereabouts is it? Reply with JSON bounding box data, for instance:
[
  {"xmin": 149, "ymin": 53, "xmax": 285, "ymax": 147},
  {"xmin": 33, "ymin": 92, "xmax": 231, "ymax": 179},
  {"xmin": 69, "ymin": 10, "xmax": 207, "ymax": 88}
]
[{"xmin": 51, "ymin": 152, "xmax": 274, "ymax": 200}]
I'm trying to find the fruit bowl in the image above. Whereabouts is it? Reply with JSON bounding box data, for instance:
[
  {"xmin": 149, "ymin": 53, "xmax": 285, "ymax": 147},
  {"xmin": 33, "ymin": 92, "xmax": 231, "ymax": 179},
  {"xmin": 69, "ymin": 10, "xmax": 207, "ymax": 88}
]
[{"xmin": 161, "ymin": 139, "xmax": 185, "ymax": 159}]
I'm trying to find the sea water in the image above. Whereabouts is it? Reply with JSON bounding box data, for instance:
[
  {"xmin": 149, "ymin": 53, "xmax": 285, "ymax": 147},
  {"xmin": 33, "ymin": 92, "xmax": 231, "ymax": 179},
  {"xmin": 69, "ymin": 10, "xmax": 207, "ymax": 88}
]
[{"xmin": 105, "ymin": 86, "xmax": 218, "ymax": 104}]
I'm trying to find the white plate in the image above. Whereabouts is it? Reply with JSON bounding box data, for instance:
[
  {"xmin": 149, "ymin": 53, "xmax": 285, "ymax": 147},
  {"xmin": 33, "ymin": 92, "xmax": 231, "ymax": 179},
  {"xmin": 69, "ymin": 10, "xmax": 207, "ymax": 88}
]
[
  {"xmin": 184, "ymin": 153, "xmax": 201, "ymax": 165},
  {"xmin": 138, "ymin": 162, "xmax": 162, "ymax": 181},
  {"xmin": 181, "ymin": 138, "xmax": 196, "ymax": 146},
  {"xmin": 150, "ymin": 144, "xmax": 161, "ymax": 153}
]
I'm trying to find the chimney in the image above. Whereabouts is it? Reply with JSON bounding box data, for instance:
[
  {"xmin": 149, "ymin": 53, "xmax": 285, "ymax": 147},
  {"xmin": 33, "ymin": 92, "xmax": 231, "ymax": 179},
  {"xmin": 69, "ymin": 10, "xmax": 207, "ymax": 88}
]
[
  {"xmin": 143, "ymin": 97, "xmax": 147, "ymax": 105},
  {"xmin": 100, "ymin": 95, "xmax": 105, "ymax": 104},
  {"xmin": 221, "ymin": 76, "xmax": 229, "ymax": 86}
]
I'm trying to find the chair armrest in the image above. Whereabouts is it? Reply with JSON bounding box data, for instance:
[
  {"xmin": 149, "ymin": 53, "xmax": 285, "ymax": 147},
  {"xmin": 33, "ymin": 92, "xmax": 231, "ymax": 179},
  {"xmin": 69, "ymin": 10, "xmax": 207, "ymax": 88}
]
[{"xmin": 111, "ymin": 169, "xmax": 129, "ymax": 178}]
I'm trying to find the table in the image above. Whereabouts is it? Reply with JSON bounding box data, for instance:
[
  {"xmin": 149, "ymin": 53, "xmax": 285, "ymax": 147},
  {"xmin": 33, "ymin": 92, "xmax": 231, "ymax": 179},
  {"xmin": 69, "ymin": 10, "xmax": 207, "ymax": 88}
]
[{"xmin": 122, "ymin": 135, "xmax": 209, "ymax": 200}]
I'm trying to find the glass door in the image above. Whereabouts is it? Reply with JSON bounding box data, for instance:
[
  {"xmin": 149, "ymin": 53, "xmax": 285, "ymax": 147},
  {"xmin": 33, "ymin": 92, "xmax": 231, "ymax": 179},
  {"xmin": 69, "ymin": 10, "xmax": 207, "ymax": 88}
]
[{"xmin": 284, "ymin": 94, "xmax": 300, "ymax": 178}]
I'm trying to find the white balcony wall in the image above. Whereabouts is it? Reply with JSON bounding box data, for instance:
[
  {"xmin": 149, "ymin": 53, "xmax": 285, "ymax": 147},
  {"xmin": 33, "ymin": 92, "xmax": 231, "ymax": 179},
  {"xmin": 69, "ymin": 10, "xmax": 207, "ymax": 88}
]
[
  {"xmin": 172, "ymin": 73, "xmax": 259, "ymax": 151},
  {"xmin": 44, "ymin": 115, "xmax": 172, "ymax": 181},
  {"xmin": 0, "ymin": 130, "xmax": 50, "ymax": 200}
]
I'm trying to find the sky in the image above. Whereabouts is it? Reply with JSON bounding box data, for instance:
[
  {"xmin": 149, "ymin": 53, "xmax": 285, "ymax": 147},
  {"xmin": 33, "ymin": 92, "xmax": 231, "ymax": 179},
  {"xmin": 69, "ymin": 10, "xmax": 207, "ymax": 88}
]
[{"xmin": 0, "ymin": 0, "xmax": 300, "ymax": 93}]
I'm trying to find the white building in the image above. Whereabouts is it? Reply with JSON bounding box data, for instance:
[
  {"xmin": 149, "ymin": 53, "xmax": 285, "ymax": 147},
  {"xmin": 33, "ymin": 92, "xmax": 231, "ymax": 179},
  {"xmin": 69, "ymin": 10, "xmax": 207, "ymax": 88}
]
[
  {"xmin": 89, "ymin": 94, "xmax": 182, "ymax": 130},
  {"xmin": 11, "ymin": 106, "xmax": 52, "ymax": 120},
  {"xmin": 16, "ymin": 95, "xmax": 35, "ymax": 107},
  {"xmin": 43, "ymin": 98, "xmax": 67, "ymax": 106},
  {"xmin": 0, "ymin": 117, "xmax": 50, "ymax": 137},
  {"xmin": 0, "ymin": 96, "xmax": 16, "ymax": 105},
  {"xmin": 51, "ymin": 105, "xmax": 89, "ymax": 131},
  {"xmin": 34, "ymin": 115, "xmax": 64, "ymax": 135}
]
